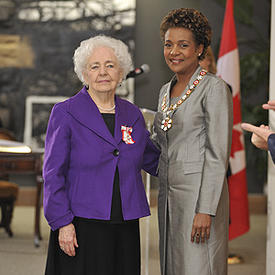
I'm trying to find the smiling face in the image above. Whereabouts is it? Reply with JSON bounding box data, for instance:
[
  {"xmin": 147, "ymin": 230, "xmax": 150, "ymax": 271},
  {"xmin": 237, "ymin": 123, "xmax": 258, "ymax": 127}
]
[
  {"xmin": 163, "ymin": 28, "xmax": 203, "ymax": 75},
  {"xmin": 83, "ymin": 46, "xmax": 123, "ymax": 95}
]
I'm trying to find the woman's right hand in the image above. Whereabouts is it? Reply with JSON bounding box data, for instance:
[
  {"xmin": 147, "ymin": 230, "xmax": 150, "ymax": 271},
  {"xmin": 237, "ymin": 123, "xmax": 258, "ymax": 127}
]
[{"xmin": 58, "ymin": 223, "xmax": 78, "ymax": 256}]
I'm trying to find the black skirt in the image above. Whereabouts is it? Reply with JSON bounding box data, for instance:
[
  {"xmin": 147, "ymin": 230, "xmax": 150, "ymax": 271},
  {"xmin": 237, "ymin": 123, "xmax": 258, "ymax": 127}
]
[{"xmin": 45, "ymin": 218, "xmax": 140, "ymax": 275}]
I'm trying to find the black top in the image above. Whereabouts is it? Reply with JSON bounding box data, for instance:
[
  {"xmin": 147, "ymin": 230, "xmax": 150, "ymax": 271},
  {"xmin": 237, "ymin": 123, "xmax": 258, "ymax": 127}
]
[{"xmin": 101, "ymin": 113, "xmax": 124, "ymax": 222}]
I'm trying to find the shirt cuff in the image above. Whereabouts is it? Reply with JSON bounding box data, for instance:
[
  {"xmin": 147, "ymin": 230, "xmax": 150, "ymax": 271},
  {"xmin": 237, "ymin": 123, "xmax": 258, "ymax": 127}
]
[{"xmin": 49, "ymin": 212, "xmax": 74, "ymax": 231}]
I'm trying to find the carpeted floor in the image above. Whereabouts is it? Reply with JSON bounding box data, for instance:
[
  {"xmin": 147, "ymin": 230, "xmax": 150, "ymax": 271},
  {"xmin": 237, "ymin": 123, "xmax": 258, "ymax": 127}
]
[{"xmin": 0, "ymin": 206, "xmax": 266, "ymax": 275}]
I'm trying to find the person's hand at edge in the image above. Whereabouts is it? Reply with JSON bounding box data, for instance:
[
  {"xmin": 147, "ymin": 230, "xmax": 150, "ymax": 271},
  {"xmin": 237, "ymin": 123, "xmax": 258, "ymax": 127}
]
[
  {"xmin": 262, "ymin": 100, "xmax": 275, "ymax": 111},
  {"xmin": 241, "ymin": 123, "xmax": 274, "ymax": 150}
]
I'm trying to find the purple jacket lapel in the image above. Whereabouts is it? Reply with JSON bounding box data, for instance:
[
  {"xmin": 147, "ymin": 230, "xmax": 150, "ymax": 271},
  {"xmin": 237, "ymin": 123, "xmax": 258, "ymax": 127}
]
[
  {"xmin": 67, "ymin": 86, "xmax": 140, "ymax": 146},
  {"xmin": 68, "ymin": 87, "xmax": 115, "ymax": 146}
]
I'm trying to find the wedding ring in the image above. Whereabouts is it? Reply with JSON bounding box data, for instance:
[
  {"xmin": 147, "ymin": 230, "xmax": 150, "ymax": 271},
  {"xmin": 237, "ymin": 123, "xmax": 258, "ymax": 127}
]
[{"xmin": 195, "ymin": 233, "xmax": 200, "ymax": 238}]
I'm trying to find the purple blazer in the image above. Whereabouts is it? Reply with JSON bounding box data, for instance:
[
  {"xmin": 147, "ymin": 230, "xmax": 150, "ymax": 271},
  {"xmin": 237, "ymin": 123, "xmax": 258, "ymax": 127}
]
[{"xmin": 43, "ymin": 87, "xmax": 160, "ymax": 231}]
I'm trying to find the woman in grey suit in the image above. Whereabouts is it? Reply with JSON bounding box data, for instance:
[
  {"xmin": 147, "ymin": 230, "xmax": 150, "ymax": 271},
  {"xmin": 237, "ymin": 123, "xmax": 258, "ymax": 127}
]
[{"xmin": 153, "ymin": 8, "xmax": 233, "ymax": 275}]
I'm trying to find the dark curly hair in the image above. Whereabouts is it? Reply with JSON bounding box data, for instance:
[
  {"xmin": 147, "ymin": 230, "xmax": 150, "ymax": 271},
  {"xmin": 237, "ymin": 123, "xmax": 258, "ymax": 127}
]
[{"xmin": 160, "ymin": 8, "xmax": 212, "ymax": 60}]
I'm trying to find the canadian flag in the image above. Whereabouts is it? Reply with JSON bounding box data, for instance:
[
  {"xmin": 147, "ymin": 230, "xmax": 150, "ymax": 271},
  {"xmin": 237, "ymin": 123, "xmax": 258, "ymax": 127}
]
[{"xmin": 216, "ymin": 0, "xmax": 250, "ymax": 240}]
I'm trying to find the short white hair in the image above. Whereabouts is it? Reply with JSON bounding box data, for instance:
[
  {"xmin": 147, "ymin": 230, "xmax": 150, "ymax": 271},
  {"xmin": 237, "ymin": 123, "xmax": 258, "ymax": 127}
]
[{"xmin": 73, "ymin": 35, "xmax": 133, "ymax": 85}]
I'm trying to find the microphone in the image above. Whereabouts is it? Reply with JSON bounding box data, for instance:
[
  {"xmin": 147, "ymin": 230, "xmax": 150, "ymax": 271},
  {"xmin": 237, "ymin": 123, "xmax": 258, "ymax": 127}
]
[{"xmin": 126, "ymin": 64, "xmax": 150, "ymax": 79}]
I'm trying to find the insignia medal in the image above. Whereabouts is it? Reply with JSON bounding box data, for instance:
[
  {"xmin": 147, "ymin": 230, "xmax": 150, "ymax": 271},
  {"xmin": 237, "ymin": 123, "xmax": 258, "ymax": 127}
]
[
  {"xmin": 121, "ymin": 125, "xmax": 135, "ymax": 144},
  {"xmin": 160, "ymin": 69, "xmax": 207, "ymax": 132},
  {"xmin": 161, "ymin": 117, "xmax": 173, "ymax": 131}
]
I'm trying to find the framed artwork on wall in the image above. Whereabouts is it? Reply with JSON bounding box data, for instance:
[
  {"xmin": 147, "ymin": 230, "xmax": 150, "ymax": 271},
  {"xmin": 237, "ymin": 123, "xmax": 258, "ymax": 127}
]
[{"xmin": 23, "ymin": 96, "xmax": 68, "ymax": 151}]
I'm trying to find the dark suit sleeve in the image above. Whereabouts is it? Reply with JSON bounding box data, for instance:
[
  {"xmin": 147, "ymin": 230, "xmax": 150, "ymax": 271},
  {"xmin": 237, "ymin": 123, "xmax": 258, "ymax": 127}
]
[{"xmin": 268, "ymin": 134, "xmax": 275, "ymax": 164}]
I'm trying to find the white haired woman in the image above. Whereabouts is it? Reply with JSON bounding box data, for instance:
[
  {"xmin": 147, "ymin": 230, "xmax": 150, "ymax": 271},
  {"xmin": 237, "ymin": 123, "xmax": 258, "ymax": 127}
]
[{"xmin": 43, "ymin": 35, "xmax": 160, "ymax": 275}]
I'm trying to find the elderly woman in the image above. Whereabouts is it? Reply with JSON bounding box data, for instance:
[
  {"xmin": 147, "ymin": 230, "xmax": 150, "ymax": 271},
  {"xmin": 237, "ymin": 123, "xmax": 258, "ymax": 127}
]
[
  {"xmin": 43, "ymin": 35, "xmax": 160, "ymax": 275},
  {"xmin": 153, "ymin": 8, "xmax": 233, "ymax": 275}
]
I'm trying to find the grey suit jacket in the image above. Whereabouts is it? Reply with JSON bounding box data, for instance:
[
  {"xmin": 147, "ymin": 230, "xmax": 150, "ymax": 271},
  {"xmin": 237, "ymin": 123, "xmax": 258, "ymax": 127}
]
[{"xmin": 153, "ymin": 66, "xmax": 233, "ymax": 275}]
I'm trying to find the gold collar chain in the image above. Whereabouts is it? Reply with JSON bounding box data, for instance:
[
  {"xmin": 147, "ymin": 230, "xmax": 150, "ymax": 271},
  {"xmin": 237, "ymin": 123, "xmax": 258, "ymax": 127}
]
[{"xmin": 160, "ymin": 69, "xmax": 207, "ymax": 131}]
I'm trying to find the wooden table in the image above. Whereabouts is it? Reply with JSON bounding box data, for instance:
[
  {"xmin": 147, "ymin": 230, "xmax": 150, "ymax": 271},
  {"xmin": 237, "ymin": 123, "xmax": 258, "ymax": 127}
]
[{"xmin": 0, "ymin": 151, "xmax": 43, "ymax": 247}]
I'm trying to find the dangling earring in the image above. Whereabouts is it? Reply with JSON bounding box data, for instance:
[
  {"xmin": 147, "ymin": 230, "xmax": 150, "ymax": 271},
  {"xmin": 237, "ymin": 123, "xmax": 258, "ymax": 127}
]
[{"xmin": 85, "ymin": 84, "xmax": 89, "ymax": 90}]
